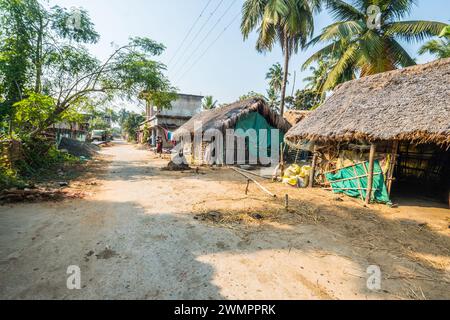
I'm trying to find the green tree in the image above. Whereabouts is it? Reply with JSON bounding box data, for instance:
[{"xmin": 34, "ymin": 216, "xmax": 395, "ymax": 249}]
[
  {"xmin": 288, "ymin": 89, "xmax": 323, "ymax": 110},
  {"xmin": 0, "ymin": 0, "xmax": 99, "ymax": 124},
  {"xmin": 241, "ymin": 0, "xmax": 320, "ymax": 116},
  {"xmin": 0, "ymin": 1, "xmax": 177, "ymax": 137},
  {"xmin": 121, "ymin": 112, "xmax": 145, "ymax": 142},
  {"xmin": 202, "ymin": 95, "xmax": 218, "ymax": 110},
  {"xmin": 266, "ymin": 87, "xmax": 280, "ymax": 111},
  {"xmin": 419, "ymin": 26, "xmax": 450, "ymax": 59},
  {"xmin": 304, "ymin": 0, "xmax": 447, "ymax": 91},
  {"xmin": 266, "ymin": 62, "xmax": 285, "ymax": 94},
  {"xmin": 239, "ymin": 91, "xmax": 267, "ymax": 101}
]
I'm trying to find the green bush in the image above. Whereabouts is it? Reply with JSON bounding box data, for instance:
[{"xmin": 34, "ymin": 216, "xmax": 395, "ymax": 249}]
[
  {"xmin": 15, "ymin": 137, "xmax": 81, "ymax": 177},
  {"xmin": 0, "ymin": 166, "xmax": 26, "ymax": 190}
]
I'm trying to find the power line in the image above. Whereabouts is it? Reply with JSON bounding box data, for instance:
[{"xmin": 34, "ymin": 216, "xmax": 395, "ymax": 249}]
[
  {"xmin": 172, "ymin": 0, "xmax": 238, "ymax": 77},
  {"xmin": 176, "ymin": 11, "xmax": 241, "ymax": 84},
  {"xmin": 167, "ymin": 0, "xmax": 213, "ymax": 65},
  {"xmin": 170, "ymin": 0, "xmax": 225, "ymax": 74}
]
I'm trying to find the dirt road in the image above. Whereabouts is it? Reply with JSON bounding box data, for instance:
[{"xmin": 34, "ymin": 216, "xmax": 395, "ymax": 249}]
[{"xmin": 1, "ymin": 141, "xmax": 449, "ymax": 300}]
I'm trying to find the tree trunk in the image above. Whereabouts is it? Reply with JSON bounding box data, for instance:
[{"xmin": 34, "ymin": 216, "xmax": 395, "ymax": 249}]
[
  {"xmin": 280, "ymin": 34, "xmax": 290, "ymax": 117},
  {"xmin": 35, "ymin": 18, "xmax": 43, "ymax": 93}
]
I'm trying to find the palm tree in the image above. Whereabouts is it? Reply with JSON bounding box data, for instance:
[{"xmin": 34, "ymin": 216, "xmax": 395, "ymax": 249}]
[
  {"xmin": 418, "ymin": 39, "xmax": 450, "ymax": 59},
  {"xmin": 266, "ymin": 87, "xmax": 280, "ymax": 112},
  {"xmin": 202, "ymin": 95, "xmax": 218, "ymax": 110},
  {"xmin": 304, "ymin": 0, "xmax": 447, "ymax": 92},
  {"xmin": 266, "ymin": 62, "xmax": 285, "ymax": 94},
  {"xmin": 419, "ymin": 26, "xmax": 450, "ymax": 59},
  {"xmin": 241, "ymin": 0, "xmax": 320, "ymax": 116}
]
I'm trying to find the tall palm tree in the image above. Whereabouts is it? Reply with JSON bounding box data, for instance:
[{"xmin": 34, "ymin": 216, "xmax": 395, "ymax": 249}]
[
  {"xmin": 418, "ymin": 39, "xmax": 450, "ymax": 59},
  {"xmin": 202, "ymin": 95, "xmax": 218, "ymax": 110},
  {"xmin": 266, "ymin": 62, "xmax": 285, "ymax": 94},
  {"xmin": 266, "ymin": 87, "xmax": 280, "ymax": 111},
  {"xmin": 419, "ymin": 26, "xmax": 450, "ymax": 59},
  {"xmin": 304, "ymin": 0, "xmax": 447, "ymax": 91},
  {"xmin": 241, "ymin": 0, "xmax": 320, "ymax": 116}
]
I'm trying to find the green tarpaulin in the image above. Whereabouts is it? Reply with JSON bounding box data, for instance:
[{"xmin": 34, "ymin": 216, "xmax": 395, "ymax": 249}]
[
  {"xmin": 234, "ymin": 112, "xmax": 284, "ymax": 157},
  {"xmin": 325, "ymin": 161, "xmax": 391, "ymax": 203}
]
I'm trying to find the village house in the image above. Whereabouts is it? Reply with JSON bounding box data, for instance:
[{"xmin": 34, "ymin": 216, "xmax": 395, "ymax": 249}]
[
  {"xmin": 285, "ymin": 58, "xmax": 450, "ymax": 207},
  {"xmin": 174, "ymin": 98, "xmax": 291, "ymax": 165},
  {"xmin": 139, "ymin": 93, "xmax": 203, "ymax": 147}
]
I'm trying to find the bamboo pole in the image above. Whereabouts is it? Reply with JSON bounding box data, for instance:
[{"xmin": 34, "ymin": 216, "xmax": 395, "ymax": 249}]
[
  {"xmin": 309, "ymin": 145, "xmax": 318, "ymax": 188},
  {"xmin": 387, "ymin": 140, "xmax": 399, "ymax": 195},
  {"xmin": 237, "ymin": 167, "xmax": 271, "ymax": 180},
  {"xmin": 365, "ymin": 144, "xmax": 377, "ymax": 205},
  {"xmin": 231, "ymin": 167, "xmax": 276, "ymax": 198},
  {"xmin": 324, "ymin": 161, "xmax": 369, "ymax": 174},
  {"xmin": 323, "ymin": 187, "xmax": 380, "ymax": 191},
  {"xmin": 324, "ymin": 172, "xmax": 382, "ymax": 185},
  {"xmin": 280, "ymin": 143, "xmax": 286, "ymax": 177}
]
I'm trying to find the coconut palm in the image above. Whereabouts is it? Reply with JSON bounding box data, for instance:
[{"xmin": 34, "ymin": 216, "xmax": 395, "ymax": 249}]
[
  {"xmin": 266, "ymin": 87, "xmax": 280, "ymax": 111},
  {"xmin": 419, "ymin": 26, "xmax": 450, "ymax": 59},
  {"xmin": 303, "ymin": 0, "xmax": 447, "ymax": 91},
  {"xmin": 418, "ymin": 39, "xmax": 450, "ymax": 59},
  {"xmin": 241, "ymin": 0, "xmax": 321, "ymax": 116},
  {"xmin": 266, "ymin": 62, "xmax": 285, "ymax": 94},
  {"xmin": 202, "ymin": 95, "xmax": 218, "ymax": 110}
]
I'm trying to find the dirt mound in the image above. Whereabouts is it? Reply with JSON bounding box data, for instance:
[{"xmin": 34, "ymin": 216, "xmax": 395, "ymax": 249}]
[
  {"xmin": 58, "ymin": 137, "xmax": 100, "ymax": 158},
  {"xmin": 162, "ymin": 161, "xmax": 191, "ymax": 171}
]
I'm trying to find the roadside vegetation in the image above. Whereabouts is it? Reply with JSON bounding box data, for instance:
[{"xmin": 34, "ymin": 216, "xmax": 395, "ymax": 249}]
[{"xmin": 0, "ymin": 0, "xmax": 176, "ymax": 189}]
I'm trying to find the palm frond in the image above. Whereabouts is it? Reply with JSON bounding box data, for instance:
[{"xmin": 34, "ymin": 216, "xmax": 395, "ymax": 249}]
[
  {"xmin": 241, "ymin": 0, "xmax": 268, "ymax": 39},
  {"xmin": 323, "ymin": 43, "xmax": 359, "ymax": 91},
  {"xmin": 384, "ymin": 0, "xmax": 417, "ymax": 21},
  {"xmin": 386, "ymin": 20, "xmax": 448, "ymax": 43},
  {"xmin": 302, "ymin": 41, "xmax": 340, "ymax": 70},
  {"xmin": 316, "ymin": 20, "xmax": 364, "ymax": 42},
  {"xmin": 387, "ymin": 38, "xmax": 416, "ymax": 68},
  {"xmin": 324, "ymin": 0, "xmax": 365, "ymax": 21}
]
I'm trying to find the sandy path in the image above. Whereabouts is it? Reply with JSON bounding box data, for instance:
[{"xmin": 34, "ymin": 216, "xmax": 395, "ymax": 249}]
[{"xmin": 0, "ymin": 141, "xmax": 448, "ymax": 300}]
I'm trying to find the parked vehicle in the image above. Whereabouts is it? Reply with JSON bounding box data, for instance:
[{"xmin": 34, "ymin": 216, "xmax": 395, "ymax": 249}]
[{"xmin": 89, "ymin": 130, "xmax": 107, "ymax": 142}]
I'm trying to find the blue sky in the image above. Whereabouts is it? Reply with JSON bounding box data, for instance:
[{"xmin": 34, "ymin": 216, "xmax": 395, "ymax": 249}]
[{"xmin": 50, "ymin": 0, "xmax": 449, "ymax": 109}]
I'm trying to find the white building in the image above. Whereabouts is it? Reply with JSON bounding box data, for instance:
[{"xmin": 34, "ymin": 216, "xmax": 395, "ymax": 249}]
[{"xmin": 139, "ymin": 93, "xmax": 203, "ymax": 147}]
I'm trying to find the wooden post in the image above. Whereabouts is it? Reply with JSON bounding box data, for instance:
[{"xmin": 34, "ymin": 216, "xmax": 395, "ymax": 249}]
[
  {"xmin": 309, "ymin": 145, "xmax": 318, "ymax": 188},
  {"xmin": 365, "ymin": 144, "xmax": 377, "ymax": 205},
  {"xmin": 285, "ymin": 194, "xmax": 289, "ymax": 209},
  {"xmin": 387, "ymin": 140, "xmax": 399, "ymax": 196}
]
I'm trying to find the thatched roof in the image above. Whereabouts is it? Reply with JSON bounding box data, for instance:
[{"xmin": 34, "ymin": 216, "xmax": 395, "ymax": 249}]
[
  {"xmin": 174, "ymin": 98, "xmax": 291, "ymax": 138},
  {"xmin": 284, "ymin": 110, "xmax": 310, "ymax": 126},
  {"xmin": 285, "ymin": 58, "xmax": 450, "ymax": 146}
]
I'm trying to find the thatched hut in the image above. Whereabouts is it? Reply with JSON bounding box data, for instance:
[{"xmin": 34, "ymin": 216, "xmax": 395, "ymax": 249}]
[
  {"xmin": 284, "ymin": 110, "xmax": 310, "ymax": 127},
  {"xmin": 285, "ymin": 58, "xmax": 450, "ymax": 205},
  {"xmin": 174, "ymin": 98, "xmax": 291, "ymax": 165}
]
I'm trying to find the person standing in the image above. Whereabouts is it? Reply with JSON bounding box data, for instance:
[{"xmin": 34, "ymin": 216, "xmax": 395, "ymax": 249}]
[{"xmin": 156, "ymin": 136, "xmax": 163, "ymax": 157}]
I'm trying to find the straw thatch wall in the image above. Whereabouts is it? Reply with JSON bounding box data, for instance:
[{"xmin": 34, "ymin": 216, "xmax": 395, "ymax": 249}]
[
  {"xmin": 174, "ymin": 98, "xmax": 291, "ymax": 139},
  {"xmin": 285, "ymin": 58, "xmax": 450, "ymax": 146}
]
